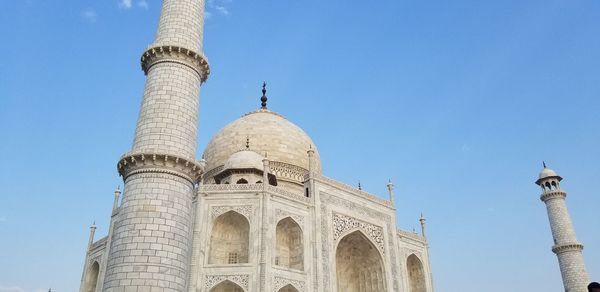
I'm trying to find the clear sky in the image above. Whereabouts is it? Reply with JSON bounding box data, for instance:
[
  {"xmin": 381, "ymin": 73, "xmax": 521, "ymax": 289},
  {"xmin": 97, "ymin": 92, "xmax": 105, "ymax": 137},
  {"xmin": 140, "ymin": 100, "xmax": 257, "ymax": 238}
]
[{"xmin": 0, "ymin": 0, "xmax": 599, "ymax": 291}]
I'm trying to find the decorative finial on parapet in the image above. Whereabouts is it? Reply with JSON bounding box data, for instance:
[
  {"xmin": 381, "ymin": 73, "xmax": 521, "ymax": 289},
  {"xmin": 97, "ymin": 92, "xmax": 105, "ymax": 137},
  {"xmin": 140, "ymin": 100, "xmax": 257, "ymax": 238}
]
[
  {"xmin": 261, "ymin": 82, "xmax": 268, "ymax": 109},
  {"xmin": 543, "ymin": 161, "xmax": 547, "ymax": 168},
  {"xmin": 88, "ymin": 221, "xmax": 97, "ymax": 247},
  {"xmin": 358, "ymin": 181, "xmax": 362, "ymax": 191},
  {"xmin": 387, "ymin": 179, "xmax": 395, "ymax": 205},
  {"xmin": 419, "ymin": 213, "xmax": 427, "ymax": 239},
  {"xmin": 113, "ymin": 187, "xmax": 122, "ymax": 213}
]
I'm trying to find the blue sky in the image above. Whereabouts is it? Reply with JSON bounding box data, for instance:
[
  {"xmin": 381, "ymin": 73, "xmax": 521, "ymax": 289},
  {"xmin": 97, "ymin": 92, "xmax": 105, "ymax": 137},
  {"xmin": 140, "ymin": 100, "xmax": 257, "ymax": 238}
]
[{"xmin": 1, "ymin": 0, "xmax": 599, "ymax": 291}]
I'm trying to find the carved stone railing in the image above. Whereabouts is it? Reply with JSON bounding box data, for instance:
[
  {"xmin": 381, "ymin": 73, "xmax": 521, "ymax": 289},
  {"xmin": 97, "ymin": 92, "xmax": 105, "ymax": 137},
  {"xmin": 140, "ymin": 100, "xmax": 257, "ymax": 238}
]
[
  {"xmin": 269, "ymin": 161, "xmax": 308, "ymax": 182},
  {"xmin": 552, "ymin": 243, "xmax": 584, "ymax": 254},
  {"xmin": 314, "ymin": 175, "xmax": 393, "ymax": 208},
  {"xmin": 540, "ymin": 190, "xmax": 566, "ymax": 202},
  {"xmin": 141, "ymin": 45, "xmax": 210, "ymax": 82},
  {"xmin": 199, "ymin": 184, "xmax": 310, "ymax": 204},
  {"xmin": 117, "ymin": 153, "xmax": 205, "ymax": 184},
  {"xmin": 397, "ymin": 229, "xmax": 425, "ymax": 242}
]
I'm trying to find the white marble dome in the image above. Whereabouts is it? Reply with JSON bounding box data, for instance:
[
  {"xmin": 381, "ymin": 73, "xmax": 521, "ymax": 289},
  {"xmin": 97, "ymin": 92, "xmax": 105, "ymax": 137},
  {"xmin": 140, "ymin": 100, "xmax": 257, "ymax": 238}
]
[
  {"xmin": 539, "ymin": 167, "xmax": 559, "ymax": 180},
  {"xmin": 203, "ymin": 109, "xmax": 321, "ymax": 176}
]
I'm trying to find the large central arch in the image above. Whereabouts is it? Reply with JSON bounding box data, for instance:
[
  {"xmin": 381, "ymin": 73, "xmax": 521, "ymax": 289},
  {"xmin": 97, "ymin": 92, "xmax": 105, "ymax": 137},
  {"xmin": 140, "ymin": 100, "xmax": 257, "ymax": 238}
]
[{"xmin": 335, "ymin": 230, "xmax": 386, "ymax": 292}]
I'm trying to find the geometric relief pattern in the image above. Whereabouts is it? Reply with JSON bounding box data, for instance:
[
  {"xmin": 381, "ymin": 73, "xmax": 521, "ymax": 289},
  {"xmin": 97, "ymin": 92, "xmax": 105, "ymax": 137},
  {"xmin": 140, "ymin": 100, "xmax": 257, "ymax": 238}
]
[
  {"xmin": 273, "ymin": 276, "xmax": 305, "ymax": 292},
  {"xmin": 275, "ymin": 209, "xmax": 304, "ymax": 226},
  {"xmin": 211, "ymin": 205, "xmax": 253, "ymax": 220},
  {"xmin": 204, "ymin": 274, "xmax": 249, "ymax": 291},
  {"xmin": 332, "ymin": 212, "xmax": 385, "ymax": 254}
]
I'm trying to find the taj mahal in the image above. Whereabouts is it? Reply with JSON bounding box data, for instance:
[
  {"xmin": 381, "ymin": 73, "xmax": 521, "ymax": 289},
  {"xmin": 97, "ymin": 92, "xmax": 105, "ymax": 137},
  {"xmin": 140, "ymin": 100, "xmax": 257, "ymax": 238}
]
[{"xmin": 77, "ymin": 1, "xmax": 590, "ymax": 292}]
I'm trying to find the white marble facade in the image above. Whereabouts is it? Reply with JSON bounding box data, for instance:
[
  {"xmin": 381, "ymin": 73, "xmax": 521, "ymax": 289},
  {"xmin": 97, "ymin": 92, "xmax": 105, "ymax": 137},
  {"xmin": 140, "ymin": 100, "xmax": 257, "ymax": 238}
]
[
  {"xmin": 78, "ymin": 0, "xmax": 433, "ymax": 291},
  {"xmin": 81, "ymin": 109, "xmax": 433, "ymax": 292}
]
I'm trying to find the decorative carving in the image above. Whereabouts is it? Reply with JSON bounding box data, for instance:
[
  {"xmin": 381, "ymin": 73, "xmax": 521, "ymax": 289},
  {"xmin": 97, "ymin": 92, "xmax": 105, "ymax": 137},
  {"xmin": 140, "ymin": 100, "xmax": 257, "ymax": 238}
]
[
  {"xmin": 117, "ymin": 153, "xmax": 205, "ymax": 184},
  {"xmin": 315, "ymin": 175, "xmax": 393, "ymax": 207},
  {"xmin": 211, "ymin": 205, "xmax": 253, "ymax": 220},
  {"xmin": 204, "ymin": 274, "xmax": 249, "ymax": 291},
  {"xmin": 141, "ymin": 45, "xmax": 210, "ymax": 82},
  {"xmin": 273, "ymin": 276, "xmax": 305, "ymax": 292},
  {"xmin": 269, "ymin": 161, "xmax": 309, "ymax": 182},
  {"xmin": 332, "ymin": 213, "xmax": 385, "ymax": 254},
  {"xmin": 275, "ymin": 209, "xmax": 304, "ymax": 226}
]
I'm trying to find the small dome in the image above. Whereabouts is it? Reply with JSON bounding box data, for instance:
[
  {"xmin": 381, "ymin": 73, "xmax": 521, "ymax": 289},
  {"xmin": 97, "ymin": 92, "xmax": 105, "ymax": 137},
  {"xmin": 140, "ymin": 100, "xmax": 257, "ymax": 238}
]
[
  {"xmin": 224, "ymin": 150, "xmax": 265, "ymax": 171},
  {"xmin": 539, "ymin": 167, "xmax": 558, "ymax": 180}
]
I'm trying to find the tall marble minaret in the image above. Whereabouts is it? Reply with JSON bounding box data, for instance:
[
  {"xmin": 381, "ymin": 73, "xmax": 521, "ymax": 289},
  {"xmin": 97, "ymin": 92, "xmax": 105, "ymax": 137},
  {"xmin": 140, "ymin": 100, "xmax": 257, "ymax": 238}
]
[
  {"xmin": 103, "ymin": 0, "xmax": 209, "ymax": 291},
  {"xmin": 536, "ymin": 164, "xmax": 589, "ymax": 292}
]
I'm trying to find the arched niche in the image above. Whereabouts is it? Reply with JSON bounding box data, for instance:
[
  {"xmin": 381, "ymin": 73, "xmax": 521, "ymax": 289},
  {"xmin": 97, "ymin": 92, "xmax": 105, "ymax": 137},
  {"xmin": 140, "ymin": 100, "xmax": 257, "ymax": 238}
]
[
  {"xmin": 275, "ymin": 217, "xmax": 304, "ymax": 270},
  {"xmin": 84, "ymin": 261, "xmax": 100, "ymax": 292},
  {"xmin": 407, "ymin": 254, "xmax": 426, "ymax": 292},
  {"xmin": 335, "ymin": 230, "xmax": 386, "ymax": 292},
  {"xmin": 210, "ymin": 280, "xmax": 244, "ymax": 292},
  {"xmin": 208, "ymin": 211, "xmax": 250, "ymax": 264},
  {"xmin": 278, "ymin": 284, "xmax": 299, "ymax": 292}
]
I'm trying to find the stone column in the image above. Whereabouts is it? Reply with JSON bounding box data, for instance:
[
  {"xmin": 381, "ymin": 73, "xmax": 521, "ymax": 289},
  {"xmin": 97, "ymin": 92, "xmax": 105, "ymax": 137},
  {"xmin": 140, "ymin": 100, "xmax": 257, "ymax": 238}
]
[
  {"xmin": 102, "ymin": 0, "xmax": 209, "ymax": 291},
  {"xmin": 537, "ymin": 167, "xmax": 589, "ymax": 292}
]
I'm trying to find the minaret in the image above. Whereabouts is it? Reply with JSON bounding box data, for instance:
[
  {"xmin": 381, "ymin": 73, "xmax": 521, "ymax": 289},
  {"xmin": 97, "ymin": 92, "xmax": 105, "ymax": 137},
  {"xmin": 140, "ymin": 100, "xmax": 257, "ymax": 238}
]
[
  {"xmin": 104, "ymin": 0, "xmax": 209, "ymax": 291},
  {"xmin": 536, "ymin": 164, "xmax": 589, "ymax": 292}
]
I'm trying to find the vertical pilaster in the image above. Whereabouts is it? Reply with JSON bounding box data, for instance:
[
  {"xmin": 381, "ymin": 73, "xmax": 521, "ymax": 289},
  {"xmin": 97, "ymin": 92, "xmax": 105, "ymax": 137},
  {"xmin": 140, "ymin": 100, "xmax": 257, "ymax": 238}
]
[{"xmin": 102, "ymin": 0, "xmax": 209, "ymax": 291}]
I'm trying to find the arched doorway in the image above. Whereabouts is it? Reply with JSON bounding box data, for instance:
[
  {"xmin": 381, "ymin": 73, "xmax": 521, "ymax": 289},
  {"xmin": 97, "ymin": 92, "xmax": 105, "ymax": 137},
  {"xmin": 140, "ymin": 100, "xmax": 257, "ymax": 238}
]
[
  {"xmin": 208, "ymin": 211, "xmax": 250, "ymax": 264},
  {"xmin": 275, "ymin": 217, "xmax": 304, "ymax": 270},
  {"xmin": 84, "ymin": 261, "xmax": 99, "ymax": 292},
  {"xmin": 210, "ymin": 280, "xmax": 244, "ymax": 292},
  {"xmin": 407, "ymin": 254, "xmax": 426, "ymax": 292},
  {"xmin": 335, "ymin": 230, "xmax": 386, "ymax": 292},
  {"xmin": 278, "ymin": 284, "xmax": 299, "ymax": 292}
]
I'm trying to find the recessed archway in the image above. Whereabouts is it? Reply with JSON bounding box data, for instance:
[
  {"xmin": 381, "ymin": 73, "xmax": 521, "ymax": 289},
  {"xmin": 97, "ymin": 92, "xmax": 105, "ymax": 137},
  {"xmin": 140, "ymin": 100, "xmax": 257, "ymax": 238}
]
[
  {"xmin": 84, "ymin": 261, "xmax": 100, "ymax": 292},
  {"xmin": 407, "ymin": 254, "xmax": 426, "ymax": 292},
  {"xmin": 210, "ymin": 280, "xmax": 244, "ymax": 292},
  {"xmin": 335, "ymin": 230, "xmax": 386, "ymax": 292},
  {"xmin": 208, "ymin": 211, "xmax": 250, "ymax": 264},
  {"xmin": 278, "ymin": 284, "xmax": 299, "ymax": 292},
  {"xmin": 275, "ymin": 217, "xmax": 304, "ymax": 270}
]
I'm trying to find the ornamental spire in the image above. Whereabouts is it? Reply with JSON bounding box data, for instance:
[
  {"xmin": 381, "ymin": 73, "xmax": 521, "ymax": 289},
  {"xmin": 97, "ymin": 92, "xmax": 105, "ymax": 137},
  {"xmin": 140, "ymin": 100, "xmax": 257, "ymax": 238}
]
[{"xmin": 261, "ymin": 82, "xmax": 268, "ymax": 109}]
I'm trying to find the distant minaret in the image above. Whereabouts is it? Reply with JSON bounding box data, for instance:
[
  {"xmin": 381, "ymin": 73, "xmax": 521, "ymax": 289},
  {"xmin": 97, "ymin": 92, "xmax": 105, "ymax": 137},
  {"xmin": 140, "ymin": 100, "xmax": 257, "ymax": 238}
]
[
  {"xmin": 536, "ymin": 164, "xmax": 589, "ymax": 292},
  {"xmin": 103, "ymin": 0, "xmax": 209, "ymax": 291}
]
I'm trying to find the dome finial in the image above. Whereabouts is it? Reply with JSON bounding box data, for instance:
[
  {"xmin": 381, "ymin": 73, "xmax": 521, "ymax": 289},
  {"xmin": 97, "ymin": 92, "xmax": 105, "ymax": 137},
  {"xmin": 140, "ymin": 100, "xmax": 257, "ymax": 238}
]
[
  {"xmin": 261, "ymin": 82, "xmax": 268, "ymax": 109},
  {"xmin": 246, "ymin": 136, "xmax": 250, "ymax": 149},
  {"xmin": 543, "ymin": 161, "xmax": 547, "ymax": 168}
]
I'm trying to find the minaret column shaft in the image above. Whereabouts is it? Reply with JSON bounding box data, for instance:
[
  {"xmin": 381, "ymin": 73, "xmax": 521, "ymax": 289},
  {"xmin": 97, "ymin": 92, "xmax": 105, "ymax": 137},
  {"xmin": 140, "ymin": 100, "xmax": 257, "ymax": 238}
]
[
  {"xmin": 103, "ymin": 0, "xmax": 208, "ymax": 291},
  {"xmin": 543, "ymin": 194, "xmax": 578, "ymax": 245},
  {"xmin": 542, "ymin": 192, "xmax": 589, "ymax": 292}
]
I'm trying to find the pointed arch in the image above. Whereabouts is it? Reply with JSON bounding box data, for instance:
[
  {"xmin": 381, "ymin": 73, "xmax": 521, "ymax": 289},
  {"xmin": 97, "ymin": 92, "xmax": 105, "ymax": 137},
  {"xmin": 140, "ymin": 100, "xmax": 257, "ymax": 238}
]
[
  {"xmin": 335, "ymin": 230, "xmax": 386, "ymax": 292},
  {"xmin": 275, "ymin": 217, "xmax": 304, "ymax": 270},
  {"xmin": 84, "ymin": 261, "xmax": 100, "ymax": 292},
  {"xmin": 278, "ymin": 284, "xmax": 300, "ymax": 292},
  {"xmin": 209, "ymin": 210, "xmax": 250, "ymax": 264},
  {"xmin": 210, "ymin": 280, "xmax": 244, "ymax": 292},
  {"xmin": 407, "ymin": 254, "xmax": 426, "ymax": 292}
]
